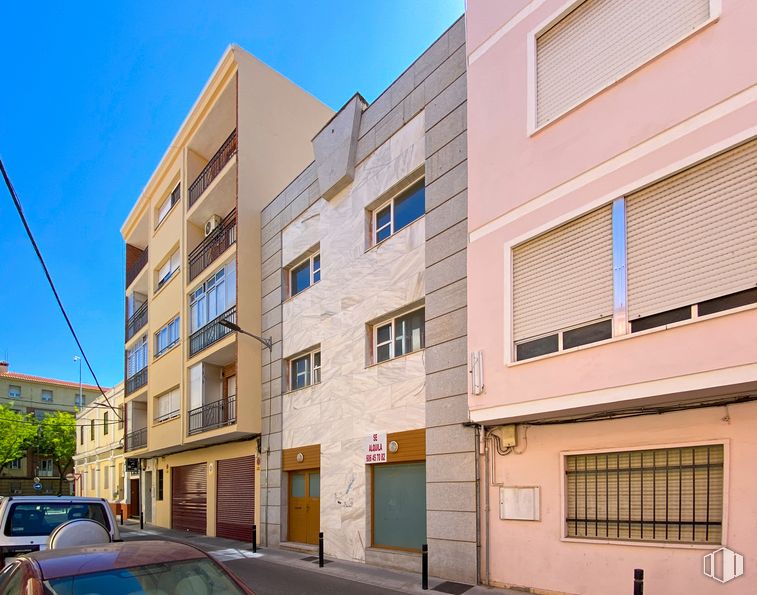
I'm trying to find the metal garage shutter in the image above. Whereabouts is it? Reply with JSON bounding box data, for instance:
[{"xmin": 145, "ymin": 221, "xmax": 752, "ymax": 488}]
[
  {"xmin": 536, "ymin": 0, "xmax": 710, "ymax": 127},
  {"xmin": 171, "ymin": 463, "xmax": 207, "ymax": 534},
  {"xmin": 627, "ymin": 138, "xmax": 757, "ymax": 320},
  {"xmin": 217, "ymin": 455, "xmax": 255, "ymax": 541},
  {"xmin": 513, "ymin": 204, "xmax": 613, "ymax": 342}
]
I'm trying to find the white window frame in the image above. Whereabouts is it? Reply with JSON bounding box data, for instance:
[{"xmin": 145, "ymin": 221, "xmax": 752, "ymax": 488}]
[
  {"xmin": 127, "ymin": 335, "xmax": 148, "ymax": 378},
  {"xmin": 156, "ymin": 183, "xmax": 180, "ymax": 226},
  {"xmin": 289, "ymin": 251, "xmax": 321, "ymax": 297},
  {"xmin": 288, "ymin": 349, "xmax": 321, "ymax": 391},
  {"xmin": 372, "ymin": 307, "xmax": 425, "ymax": 364},
  {"xmin": 75, "ymin": 393, "xmax": 85, "ymax": 407},
  {"xmin": 8, "ymin": 458, "xmax": 22, "ymax": 470},
  {"xmin": 156, "ymin": 249, "xmax": 181, "ymax": 290},
  {"xmin": 8, "ymin": 385, "xmax": 20, "ymax": 399},
  {"xmin": 371, "ymin": 176, "xmax": 425, "ymax": 246},
  {"xmin": 189, "ymin": 261, "xmax": 236, "ymax": 333},
  {"xmin": 40, "ymin": 389, "xmax": 53, "ymax": 403},
  {"xmin": 155, "ymin": 316, "xmax": 180, "ymax": 357},
  {"xmin": 154, "ymin": 388, "xmax": 180, "ymax": 423},
  {"xmin": 38, "ymin": 458, "xmax": 53, "ymax": 476}
]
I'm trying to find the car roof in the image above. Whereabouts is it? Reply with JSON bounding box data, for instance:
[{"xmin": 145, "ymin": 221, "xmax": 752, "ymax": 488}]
[
  {"xmin": 24, "ymin": 540, "xmax": 207, "ymax": 580},
  {"xmin": 3, "ymin": 496, "xmax": 106, "ymax": 503}
]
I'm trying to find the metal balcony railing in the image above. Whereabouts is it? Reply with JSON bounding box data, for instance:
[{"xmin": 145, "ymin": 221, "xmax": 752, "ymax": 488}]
[
  {"xmin": 125, "ymin": 302, "xmax": 148, "ymax": 341},
  {"xmin": 125, "ymin": 368, "xmax": 148, "ymax": 395},
  {"xmin": 188, "ymin": 395, "xmax": 236, "ymax": 435},
  {"xmin": 188, "ymin": 129, "xmax": 238, "ymax": 208},
  {"xmin": 124, "ymin": 427, "xmax": 147, "ymax": 452},
  {"xmin": 188, "ymin": 209, "xmax": 237, "ymax": 282},
  {"xmin": 126, "ymin": 247, "xmax": 148, "ymax": 289},
  {"xmin": 189, "ymin": 305, "xmax": 236, "ymax": 357}
]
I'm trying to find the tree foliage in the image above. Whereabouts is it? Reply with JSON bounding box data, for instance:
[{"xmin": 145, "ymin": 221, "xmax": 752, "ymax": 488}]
[
  {"xmin": 0, "ymin": 405, "xmax": 38, "ymax": 475},
  {"xmin": 37, "ymin": 411, "xmax": 77, "ymax": 495}
]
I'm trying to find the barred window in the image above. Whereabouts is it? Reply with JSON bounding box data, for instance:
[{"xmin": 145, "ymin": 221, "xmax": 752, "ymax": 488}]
[{"xmin": 565, "ymin": 444, "xmax": 723, "ymax": 544}]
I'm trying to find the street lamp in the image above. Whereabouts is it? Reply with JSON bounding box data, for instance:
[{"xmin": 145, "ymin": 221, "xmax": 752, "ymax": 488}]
[
  {"xmin": 218, "ymin": 319, "xmax": 272, "ymax": 351},
  {"xmin": 73, "ymin": 356, "xmax": 82, "ymax": 408}
]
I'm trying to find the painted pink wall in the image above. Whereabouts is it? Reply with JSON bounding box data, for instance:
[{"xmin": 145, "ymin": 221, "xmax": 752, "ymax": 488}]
[
  {"xmin": 483, "ymin": 403, "xmax": 757, "ymax": 594},
  {"xmin": 466, "ymin": 0, "xmax": 757, "ymax": 415}
]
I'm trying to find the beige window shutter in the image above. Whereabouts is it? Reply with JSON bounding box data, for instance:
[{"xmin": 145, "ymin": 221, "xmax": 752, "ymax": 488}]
[
  {"xmin": 513, "ymin": 205, "xmax": 613, "ymax": 342},
  {"xmin": 627, "ymin": 138, "xmax": 757, "ymax": 320},
  {"xmin": 536, "ymin": 0, "xmax": 710, "ymax": 127}
]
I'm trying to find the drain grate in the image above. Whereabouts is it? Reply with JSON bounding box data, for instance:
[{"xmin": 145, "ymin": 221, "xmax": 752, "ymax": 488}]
[
  {"xmin": 432, "ymin": 581, "xmax": 473, "ymax": 594},
  {"xmin": 300, "ymin": 556, "xmax": 317, "ymax": 562}
]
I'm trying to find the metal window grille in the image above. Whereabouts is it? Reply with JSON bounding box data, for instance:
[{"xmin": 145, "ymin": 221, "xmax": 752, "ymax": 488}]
[{"xmin": 565, "ymin": 445, "xmax": 723, "ymax": 544}]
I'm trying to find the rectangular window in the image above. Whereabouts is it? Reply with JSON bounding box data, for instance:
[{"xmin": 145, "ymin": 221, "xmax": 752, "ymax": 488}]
[
  {"xmin": 565, "ymin": 444, "xmax": 723, "ymax": 544},
  {"xmin": 156, "ymin": 183, "xmax": 180, "ymax": 226},
  {"xmin": 38, "ymin": 459, "xmax": 53, "ymax": 477},
  {"xmin": 126, "ymin": 335, "xmax": 148, "ymax": 377},
  {"xmin": 155, "ymin": 316, "xmax": 180, "ymax": 357},
  {"xmin": 189, "ymin": 261, "xmax": 236, "ymax": 333},
  {"xmin": 372, "ymin": 179, "xmax": 425, "ymax": 245},
  {"xmin": 8, "ymin": 385, "xmax": 20, "ymax": 399},
  {"xmin": 156, "ymin": 249, "xmax": 181, "ymax": 290},
  {"xmin": 41, "ymin": 390, "xmax": 53, "ymax": 403},
  {"xmin": 154, "ymin": 388, "xmax": 180, "ymax": 423},
  {"xmin": 103, "ymin": 412, "xmax": 109, "ymax": 436},
  {"xmin": 90, "ymin": 468, "xmax": 96, "ymax": 490},
  {"xmin": 535, "ymin": 0, "xmax": 711, "ymax": 128},
  {"xmin": 75, "ymin": 393, "xmax": 86, "ymax": 407},
  {"xmin": 90, "ymin": 419, "xmax": 95, "ymax": 441},
  {"xmin": 103, "ymin": 467, "xmax": 110, "ymax": 490},
  {"xmin": 118, "ymin": 406, "xmax": 124, "ymax": 429},
  {"xmin": 80, "ymin": 426, "xmax": 84, "ymax": 445},
  {"xmin": 157, "ymin": 469, "xmax": 164, "ymax": 501},
  {"xmin": 289, "ymin": 251, "xmax": 320, "ymax": 297},
  {"xmin": 373, "ymin": 308, "xmax": 425, "ymax": 363},
  {"xmin": 372, "ymin": 462, "xmax": 426, "ymax": 551},
  {"xmin": 8, "ymin": 458, "xmax": 22, "ymax": 470},
  {"xmin": 288, "ymin": 349, "xmax": 321, "ymax": 391}
]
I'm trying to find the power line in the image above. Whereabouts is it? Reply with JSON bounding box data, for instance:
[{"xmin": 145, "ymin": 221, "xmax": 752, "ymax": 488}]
[{"xmin": 0, "ymin": 159, "xmax": 122, "ymax": 421}]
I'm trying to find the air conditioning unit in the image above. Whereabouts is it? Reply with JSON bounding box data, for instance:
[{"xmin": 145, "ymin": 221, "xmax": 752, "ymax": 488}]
[{"xmin": 204, "ymin": 215, "xmax": 222, "ymax": 237}]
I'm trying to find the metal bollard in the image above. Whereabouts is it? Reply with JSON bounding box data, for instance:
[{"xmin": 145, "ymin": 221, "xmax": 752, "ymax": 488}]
[
  {"xmin": 422, "ymin": 543, "xmax": 428, "ymax": 590},
  {"xmin": 252, "ymin": 524, "xmax": 257, "ymax": 553},
  {"xmin": 634, "ymin": 569, "xmax": 644, "ymax": 595},
  {"xmin": 318, "ymin": 532, "xmax": 324, "ymax": 568},
  {"xmin": 119, "ymin": 510, "xmax": 124, "ymax": 526},
  {"xmin": 140, "ymin": 512, "xmax": 144, "ymax": 530}
]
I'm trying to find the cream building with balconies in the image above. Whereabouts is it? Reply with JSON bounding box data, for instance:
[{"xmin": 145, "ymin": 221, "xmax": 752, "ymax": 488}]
[{"xmin": 120, "ymin": 45, "xmax": 333, "ymax": 538}]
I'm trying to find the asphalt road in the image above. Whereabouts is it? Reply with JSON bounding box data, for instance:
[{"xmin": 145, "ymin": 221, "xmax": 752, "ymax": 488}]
[{"xmin": 224, "ymin": 557, "xmax": 407, "ymax": 595}]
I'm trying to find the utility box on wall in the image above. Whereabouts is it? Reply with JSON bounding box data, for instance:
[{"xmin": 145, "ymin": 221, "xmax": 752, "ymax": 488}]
[{"xmin": 500, "ymin": 486, "xmax": 540, "ymax": 521}]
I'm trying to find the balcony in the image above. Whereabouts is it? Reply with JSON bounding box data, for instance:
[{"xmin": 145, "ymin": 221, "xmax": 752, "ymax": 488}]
[
  {"xmin": 125, "ymin": 368, "xmax": 148, "ymax": 395},
  {"xmin": 189, "ymin": 305, "xmax": 237, "ymax": 358},
  {"xmin": 124, "ymin": 427, "xmax": 147, "ymax": 452},
  {"xmin": 188, "ymin": 210, "xmax": 237, "ymax": 282},
  {"xmin": 188, "ymin": 395, "xmax": 236, "ymax": 435},
  {"xmin": 126, "ymin": 247, "xmax": 148, "ymax": 289},
  {"xmin": 188, "ymin": 129, "xmax": 237, "ymax": 209},
  {"xmin": 125, "ymin": 302, "xmax": 148, "ymax": 342}
]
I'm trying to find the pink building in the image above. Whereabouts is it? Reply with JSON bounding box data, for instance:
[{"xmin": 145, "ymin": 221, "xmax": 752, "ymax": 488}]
[{"xmin": 465, "ymin": 1, "xmax": 757, "ymax": 593}]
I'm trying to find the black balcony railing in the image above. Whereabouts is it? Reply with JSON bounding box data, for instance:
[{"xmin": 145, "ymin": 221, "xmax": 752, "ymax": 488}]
[
  {"xmin": 125, "ymin": 302, "xmax": 148, "ymax": 341},
  {"xmin": 188, "ymin": 395, "xmax": 236, "ymax": 435},
  {"xmin": 126, "ymin": 247, "xmax": 148, "ymax": 289},
  {"xmin": 188, "ymin": 209, "xmax": 237, "ymax": 282},
  {"xmin": 124, "ymin": 427, "xmax": 147, "ymax": 452},
  {"xmin": 189, "ymin": 305, "xmax": 236, "ymax": 357},
  {"xmin": 188, "ymin": 130, "xmax": 238, "ymax": 208},
  {"xmin": 125, "ymin": 368, "xmax": 148, "ymax": 395}
]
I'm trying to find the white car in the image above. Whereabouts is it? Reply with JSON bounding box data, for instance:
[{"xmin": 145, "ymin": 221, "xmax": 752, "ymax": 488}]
[{"xmin": 0, "ymin": 496, "xmax": 120, "ymax": 565}]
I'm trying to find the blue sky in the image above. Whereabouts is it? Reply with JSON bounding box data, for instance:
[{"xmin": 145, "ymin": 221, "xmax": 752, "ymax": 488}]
[{"xmin": 0, "ymin": 1, "xmax": 464, "ymax": 388}]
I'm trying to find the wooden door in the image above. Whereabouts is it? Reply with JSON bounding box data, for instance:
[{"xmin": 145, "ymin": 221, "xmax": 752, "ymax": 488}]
[
  {"xmin": 288, "ymin": 470, "xmax": 319, "ymax": 545},
  {"xmin": 305, "ymin": 471, "xmax": 320, "ymax": 545},
  {"xmin": 129, "ymin": 478, "xmax": 140, "ymax": 518}
]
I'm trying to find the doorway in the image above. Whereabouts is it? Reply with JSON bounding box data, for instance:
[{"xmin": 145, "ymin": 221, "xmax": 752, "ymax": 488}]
[
  {"xmin": 288, "ymin": 469, "xmax": 320, "ymax": 545},
  {"xmin": 129, "ymin": 478, "xmax": 140, "ymax": 519},
  {"xmin": 144, "ymin": 471, "xmax": 153, "ymax": 523}
]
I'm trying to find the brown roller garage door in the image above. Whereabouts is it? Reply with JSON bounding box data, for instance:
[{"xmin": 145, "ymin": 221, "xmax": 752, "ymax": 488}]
[
  {"xmin": 172, "ymin": 463, "xmax": 207, "ymax": 534},
  {"xmin": 217, "ymin": 455, "xmax": 255, "ymax": 541}
]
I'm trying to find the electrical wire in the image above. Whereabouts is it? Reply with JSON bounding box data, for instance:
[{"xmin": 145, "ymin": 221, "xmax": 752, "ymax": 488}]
[{"xmin": 0, "ymin": 159, "xmax": 122, "ymax": 421}]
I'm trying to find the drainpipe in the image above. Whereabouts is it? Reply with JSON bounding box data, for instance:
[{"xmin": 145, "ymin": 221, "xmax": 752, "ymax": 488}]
[{"xmin": 481, "ymin": 425, "xmax": 490, "ymax": 586}]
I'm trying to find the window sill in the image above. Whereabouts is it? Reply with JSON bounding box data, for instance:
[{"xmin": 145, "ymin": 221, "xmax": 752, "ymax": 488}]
[
  {"xmin": 154, "ymin": 268, "xmax": 180, "ymax": 297},
  {"xmin": 366, "ymin": 348, "xmax": 424, "ymax": 369},
  {"xmin": 284, "ymin": 280, "xmax": 321, "ymax": 304},
  {"xmin": 153, "ymin": 341, "xmax": 180, "ymax": 362},
  {"xmin": 560, "ymin": 536, "xmax": 719, "ymax": 550},
  {"xmin": 364, "ymin": 217, "xmax": 424, "ymax": 255},
  {"xmin": 286, "ymin": 382, "xmax": 321, "ymax": 395},
  {"xmin": 153, "ymin": 201, "xmax": 180, "ymax": 235},
  {"xmin": 152, "ymin": 414, "xmax": 180, "ymax": 427}
]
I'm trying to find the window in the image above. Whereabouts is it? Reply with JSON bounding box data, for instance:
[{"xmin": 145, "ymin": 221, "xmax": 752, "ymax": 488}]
[
  {"xmin": 8, "ymin": 459, "xmax": 21, "ymax": 470},
  {"xmin": 38, "ymin": 458, "xmax": 53, "ymax": 476},
  {"xmin": 535, "ymin": 0, "xmax": 712, "ymax": 128},
  {"xmin": 75, "ymin": 393, "xmax": 86, "ymax": 407},
  {"xmin": 103, "ymin": 467, "xmax": 110, "ymax": 490},
  {"xmin": 7, "ymin": 385, "xmax": 20, "ymax": 399},
  {"xmin": 155, "ymin": 388, "xmax": 180, "ymax": 423},
  {"xmin": 372, "ymin": 462, "xmax": 426, "ymax": 551},
  {"xmin": 289, "ymin": 350, "xmax": 321, "ymax": 391},
  {"xmin": 41, "ymin": 389, "xmax": 53, "ymax": 403},
  {"xmin": 80, "ymin": 425, "xmax": 84, "ymax": 445},
  {"xmin": 565, "ymin": 444, "xmax": 723, "ymax": 544},
  {"xmin": 157, "ymin": 469, "xmax": 164, "ymax": 501},
  {"xmin": 118, "ymin": 406, "xmax": 124, "ymax": 429},
  {"xmin": 156, "ymin": 249, "xmax": 180, "ymax": 290},
  {"xmin": 373, "ymin": 308, "xmax": 425, "ymax": 363},
  {"xmin": 90, "ymin": 419, "xmax": 95, "ymax": 441},
  {"xmin": 189, "ymin": 261, "xmax": 236, "ymax": 333},
  {"xmin": 289, "ymin": 251, "xmax": 320, "ymax": 297},
  {"xmin": 126, "ymin": 335, "xmax": 148, "ymax": 378},
  {"xmin": 156, "ymin": 316, "xmax": 180, "ymax": 356},
  {"xmin": 90, "ymin": 467, "xmax": 96, "ymax": 490},
  {"xmin": 372, "ymin": 179, "xmax": 425, "ymax": 245},
  {"xmin": 156, "ymin": 183, "xmax": 180, "ymax": 226},
  {"xmin": 103, "ymin": 412, "xmax": 109, "ymax": 436}
]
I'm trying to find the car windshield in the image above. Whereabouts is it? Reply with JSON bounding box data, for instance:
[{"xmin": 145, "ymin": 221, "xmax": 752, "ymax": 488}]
[
  {"xmin": 4, "ymin": 503, "xmax": 109, "ymax": 537},
  {"xmin": 43, "ymin": 558, "xmax": 246, "ymax": 595}
]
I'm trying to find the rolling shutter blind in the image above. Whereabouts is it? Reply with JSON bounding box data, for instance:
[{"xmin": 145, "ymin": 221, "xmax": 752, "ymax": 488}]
[
  {"xmin": 536, "ymin": 0, "xmax": 710, "ymax": 127},
  {"xmin": 513, "ymin": 205, "xmax": 613, "ymax": 342},
  {"xmin": 566, "ymin": 445, "xmax": 723, "ymax": 543},
  {"xmin": 627, "ymin": 139, "xmax": 757, "ymax": 320}
]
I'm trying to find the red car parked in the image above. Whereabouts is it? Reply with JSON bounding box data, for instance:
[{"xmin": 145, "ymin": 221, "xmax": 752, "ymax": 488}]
[{"xmin": 0, "ymin": 539, "xmax": 254, "ymax": 594}]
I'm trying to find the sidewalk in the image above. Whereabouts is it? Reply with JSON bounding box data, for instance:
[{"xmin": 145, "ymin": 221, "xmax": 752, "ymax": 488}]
[{"xmin": 119, "ymin": 520, "xmax": 520, "ymax": 595}]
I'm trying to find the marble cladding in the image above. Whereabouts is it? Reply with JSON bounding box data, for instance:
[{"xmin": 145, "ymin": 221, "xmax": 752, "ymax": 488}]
[{"xmin": 280, "ymin": 113, "xmax": 427, "ymax": 562}]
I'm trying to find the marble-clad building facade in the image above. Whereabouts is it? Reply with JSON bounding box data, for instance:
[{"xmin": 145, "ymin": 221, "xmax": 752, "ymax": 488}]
[{"xmin": 260, "ymin": 17, "xmax": 475, "ymax": 583}]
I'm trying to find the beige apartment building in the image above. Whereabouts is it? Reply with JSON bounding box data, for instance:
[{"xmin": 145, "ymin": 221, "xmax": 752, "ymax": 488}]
[
  {"xmin": 120, "ymin": 45, "xmax": 333, "ymax": 538},
  {"xmin": 0, "ymin": 361, "xmax": 101, "ymax": 494},
  {"xmin": 73, "ymin": 383, "xmax": 129, "ymax": 515}
]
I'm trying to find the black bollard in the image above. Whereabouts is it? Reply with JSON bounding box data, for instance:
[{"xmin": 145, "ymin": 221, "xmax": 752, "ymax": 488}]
[
  {"xmin": 633, "ymin": 569, "xmax": 644, "ymax": 595},
  {"xmin": 119, "ymin": 510, "xmax": 124, "ymax": 526},
  {"xmin": 422, "ymin": 543, "xmax": 428, "ymax": 590},
  {"xmin": 318, "ymin": 532, "xmax": 324, "ymax": 568},
  {"xmin": 252, "ymin": 524, "xmax": 257, "ymax": 553},
  {"xmin": 140, "ymin": 511, "xmax": 144, "ymax": 530}
]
